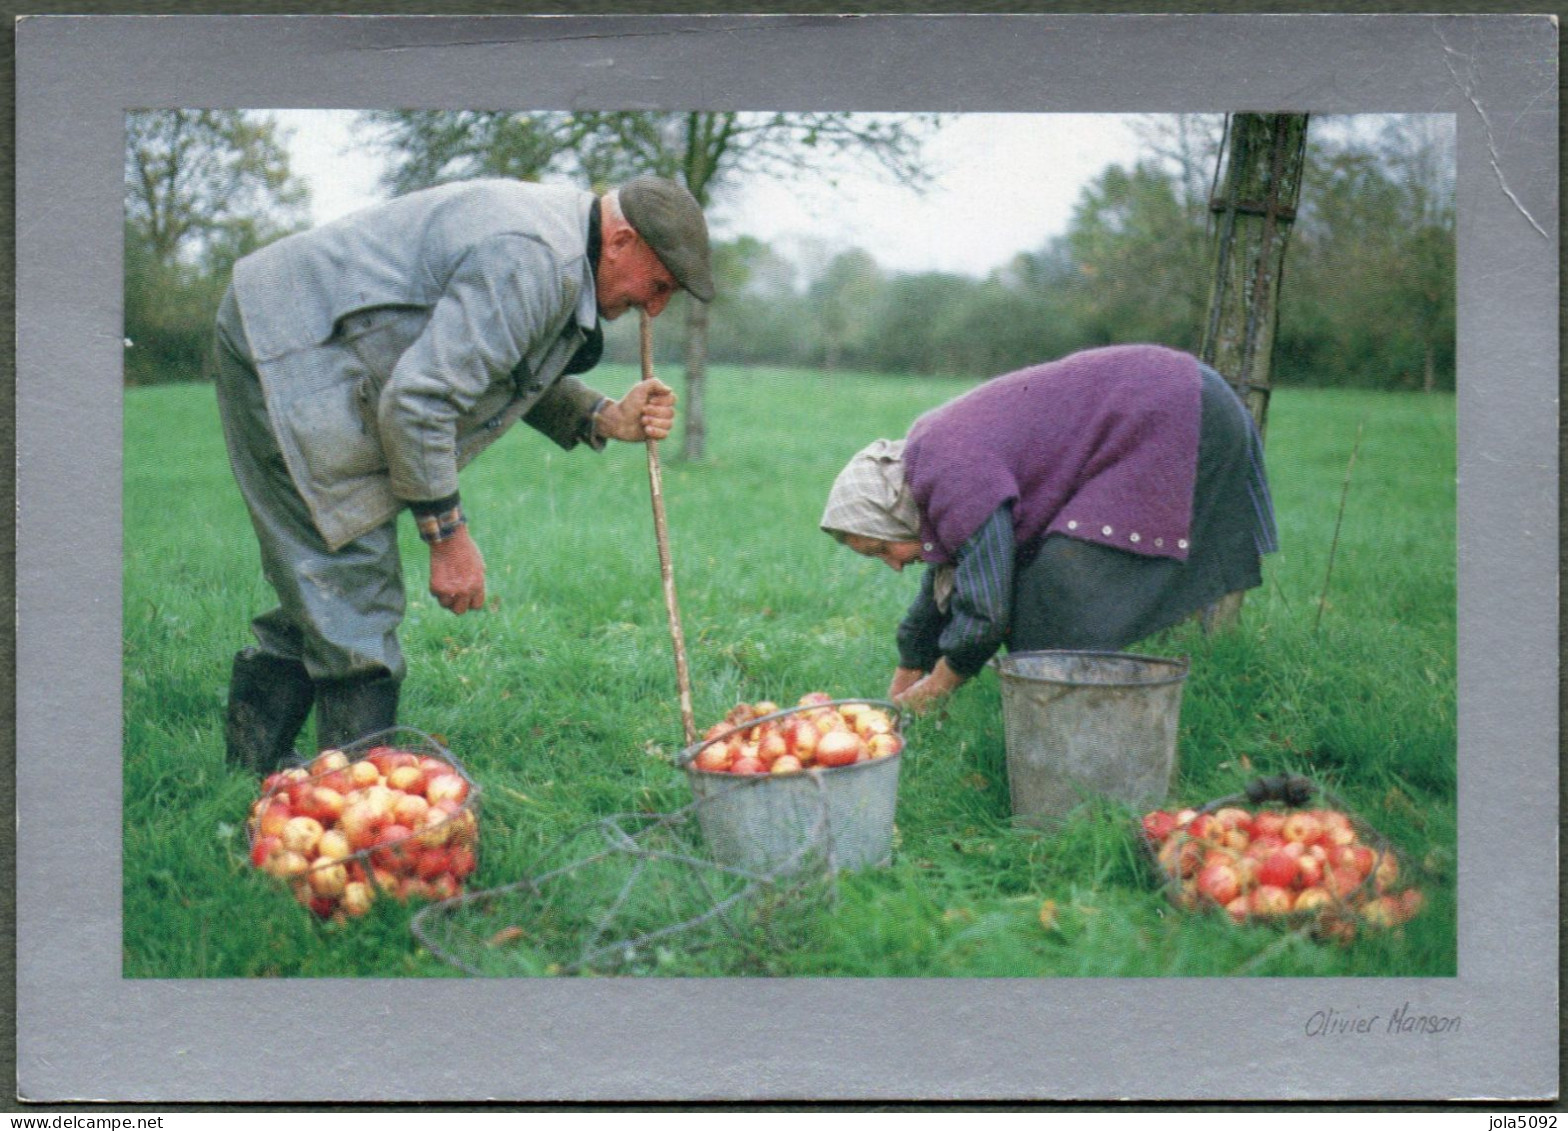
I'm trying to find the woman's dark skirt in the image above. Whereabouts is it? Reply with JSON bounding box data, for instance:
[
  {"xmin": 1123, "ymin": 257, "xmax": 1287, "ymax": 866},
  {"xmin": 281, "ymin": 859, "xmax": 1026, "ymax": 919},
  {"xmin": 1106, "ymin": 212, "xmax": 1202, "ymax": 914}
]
[{"xmin": 1007, "ymin": 364, "xmax": 1278, "ymax": 652}]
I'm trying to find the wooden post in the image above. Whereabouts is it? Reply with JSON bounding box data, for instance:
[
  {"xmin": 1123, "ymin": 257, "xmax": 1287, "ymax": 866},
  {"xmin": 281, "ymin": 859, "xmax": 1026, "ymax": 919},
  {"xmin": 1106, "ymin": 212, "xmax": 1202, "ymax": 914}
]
[{"xmin": 1199, "ymin": 113, "xmax": 1309, "ymax": 630}]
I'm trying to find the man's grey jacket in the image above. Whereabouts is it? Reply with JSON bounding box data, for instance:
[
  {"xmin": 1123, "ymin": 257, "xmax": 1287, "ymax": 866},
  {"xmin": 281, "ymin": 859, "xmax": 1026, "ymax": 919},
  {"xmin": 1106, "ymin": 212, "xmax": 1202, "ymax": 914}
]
[{"xmin": 231, "ymin": 179, "xmax": 605, "ymax": 551}]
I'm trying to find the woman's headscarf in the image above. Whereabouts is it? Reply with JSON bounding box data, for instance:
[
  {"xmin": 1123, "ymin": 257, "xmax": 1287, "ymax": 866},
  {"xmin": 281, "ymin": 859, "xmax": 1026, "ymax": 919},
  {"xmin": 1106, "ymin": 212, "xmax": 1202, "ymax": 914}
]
[
  {"xmin": 820, "ymin": 439, "xmax": 921, "ymax": 544},
  {"xmin": 821, "ymin": 440, "xmax": 958, "ymax": 612}
]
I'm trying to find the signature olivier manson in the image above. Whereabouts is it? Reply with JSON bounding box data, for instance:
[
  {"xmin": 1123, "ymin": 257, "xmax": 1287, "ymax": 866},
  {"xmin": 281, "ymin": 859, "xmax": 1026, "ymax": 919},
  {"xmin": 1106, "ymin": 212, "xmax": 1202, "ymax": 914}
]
[{"xmin": 1304, "ymin": 1002, "xmax": 1461, "ymax": 1037}]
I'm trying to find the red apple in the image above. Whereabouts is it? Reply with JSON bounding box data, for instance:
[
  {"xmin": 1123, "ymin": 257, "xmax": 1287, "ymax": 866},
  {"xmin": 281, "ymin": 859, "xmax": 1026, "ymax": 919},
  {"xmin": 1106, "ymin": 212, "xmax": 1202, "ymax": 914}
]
[
  {"xmin": 866, "ymin": 732, "xmax": 903, "ymax": 760},
  {"xmin": 815, "ymin": 730, "xmax": 864, "ymax": 767},
  {"xmin": 300, "ymin": 786, "xmax": 347, "ymax": 825},
  {"xmin": 1319, "ymin": 810, "xmax": 1357, "ymax": 846},
  {"xmin": 1360, "ymin": 894, "xmax": 1407, "ymax": 929},
  {"xmin": 347, "ymin": 760, "xmax": 382, "ymax": 789},
  {"xmin": 1195, "ymin": 860, "xmax": 1242, "ymax": 906},
  {"xmin": 265, "ymin": 850, "xmax": 310, "ymax": 881},
  {"xmin": 280, "ymin": 816, "xmax": 324, "ymax": 856},
  {"xmin": 756, "ymin": 732, "xmax": 788, "ymax": 767},
  {"xmin": 1142, "ymin": 810, "xmax": 1179, "ymax": 844},
  {"xmin": 310, "ymin": 749, "xmax": 350, "ymax": 776},
  {"xmin": 1250, "ymin": 885, "xmax": 1295, "ymax": 916},
  {"xmin": 729, "ymin": 756, "xmax": 766, "ymax": 775},
  {"xmin": 1333, "ymin": 843, "xmax": 1376, "ymax": 880},
  {"xmin": 1157, "ymin": 837, "xmax": 1203, "ymax": 880},
  {"xmin": 1257, "ymin": 850, "xmax": 1299, "ymax": 890},
  {"xmin": 341, "ymin": 881, "xmax": 375, "ymax": 917},
  {"xmin": 386, "ymin": 764, "xmax": 426, "ymax": 795},
  {"xmin": 1281, "ymin": 812, "xmax": 1323, "ymax": 846},
  {"xmin": 693, "ymin": 743, "xmax": 733, "ymax": 773},
  {"xmin": 798, "ymin": 691, "xmax": 834, "ymax": 707},
  {"xmin": 339, "ymin": 801, "xmax": 385, "ymax": 851},
  {"xmin": 316, "ymin": 829, "xmax": 353, "ymax": 863},
  {"xmin": 1372, "ymin": 850, "xmax": 1400, "ymax": 893},
  {"xmin": 393, "ymin": 792, "xmax": 430, "ymax": 829},
  {"xmin": 1295, "ymin": 853, "xmax": 1325, "ymax": 889},
  {"xmin": 853, "ymin": 708, "xmax": 894, "ymax": 739},
  {"xmin": 1213, "ymin": 807, "xmax": 1253, "ymax": 833},
  {"xmin": 770, "ymin": 754, "xmax": 804, "ymax": 775},
  {"xmin": 307, "ymin": 861, "xmax": 348, "ymax": 899},
  {"xmin": 370, "ymin": 824, "xmax": 414, "ymax": 870},
  {"xmin": 1251, "ymin": 811, "xmax": 1287, "ymax": 840},
  {"xmin": 249, "ymin": 835, "xmax": 282, "ymax": 870},
  {"xmin": 425, "ymin": 773, "xmax": 469, "ymax": 806},
  {"xmin": 1224, "ymin": 895, "xmax": 1251, "ymax": 924},
  {"xmin": 1293, "ymin": 886, "xmax": 1334, "ymax": 914},
  {"xmin": 367, "ymin": 748, "xmax": 416, "ymax": 775},
  {"xmin": 783, "ymin": 717, "xmax": 820, "ymax": 761},
  {"xmin": 1323, "ymin": 865, "xmax": 1364, "ymax": 900},
  {"xmin": 447, "ymin": 844, "xmax": 477, "ymax": 880},
  {"xmin": 256, "ymin": 799, "xmax": 293, "ymax": 840},
  {"xmin": 415, "ymin": 847, "xmax": 452, "ymax": 881}
]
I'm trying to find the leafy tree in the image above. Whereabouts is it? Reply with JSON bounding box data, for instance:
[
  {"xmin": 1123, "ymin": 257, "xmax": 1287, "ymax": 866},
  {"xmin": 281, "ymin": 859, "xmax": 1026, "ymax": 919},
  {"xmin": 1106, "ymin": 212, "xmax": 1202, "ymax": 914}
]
[
  {"xmin": 123, "ymin": 110, "xmax": 309, "ymax": 385},
  {"xmin": 1277, "ymin": 116, "xmax": 1455, "ymax": 390},
  {"xmin": 1063, "ymin": 160, "xmax": 1207, "ymax": 351},
  {"xmin": 807, "ymin": 249, "xmax": 884, "ymax": 370},
  {"xmin": 125, "ymin": 110, "xmax": 307, "ymax": 270}
]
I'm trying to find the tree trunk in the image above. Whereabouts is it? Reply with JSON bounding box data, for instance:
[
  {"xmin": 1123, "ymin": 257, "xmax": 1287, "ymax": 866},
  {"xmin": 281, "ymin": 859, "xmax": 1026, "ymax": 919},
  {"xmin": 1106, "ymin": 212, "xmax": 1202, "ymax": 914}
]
[
  {"xmin": 1199, "ymin": 113, "xmax": 1309, "ymax": 630},
  {"xmin": 682, "ymin": 298, "xmax": 710, "ymax": 461}
]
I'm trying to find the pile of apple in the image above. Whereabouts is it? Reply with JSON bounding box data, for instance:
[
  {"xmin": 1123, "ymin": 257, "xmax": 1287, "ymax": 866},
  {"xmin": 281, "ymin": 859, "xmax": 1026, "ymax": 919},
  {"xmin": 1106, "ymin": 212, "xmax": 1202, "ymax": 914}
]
[
  {"xmin": 1141, "ymin": 804, "xmax": 1425, "ymax": 940},
  {"xmin": 688, "ymin": 692, "xmax": 902, "ymax": 775},
  {"xmin": 246, "ymin": 745, "xmax": 479, "ymax": 922}
]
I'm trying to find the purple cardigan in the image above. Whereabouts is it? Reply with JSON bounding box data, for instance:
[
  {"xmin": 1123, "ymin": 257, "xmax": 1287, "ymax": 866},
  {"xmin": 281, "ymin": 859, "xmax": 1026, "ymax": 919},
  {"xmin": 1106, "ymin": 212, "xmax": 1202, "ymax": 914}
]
[{"xmin": 903, "ymin": 345, "xmax": 1203, "ymax": 566}]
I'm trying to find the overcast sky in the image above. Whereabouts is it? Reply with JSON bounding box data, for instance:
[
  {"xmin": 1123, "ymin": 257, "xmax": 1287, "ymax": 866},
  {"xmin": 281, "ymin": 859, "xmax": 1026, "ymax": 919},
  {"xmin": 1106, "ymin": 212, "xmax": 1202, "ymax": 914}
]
[{"xmin": 271, "ymin": 110, "xmax": 1152, "ymax": 279}]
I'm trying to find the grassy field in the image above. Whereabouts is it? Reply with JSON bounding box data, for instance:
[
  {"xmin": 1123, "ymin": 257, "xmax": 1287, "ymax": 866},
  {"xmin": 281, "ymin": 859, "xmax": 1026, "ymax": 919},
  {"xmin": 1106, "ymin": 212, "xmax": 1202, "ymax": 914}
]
[{"xmin": 123, "ymin": 363, "xmax": 1456, "ymax": 977}]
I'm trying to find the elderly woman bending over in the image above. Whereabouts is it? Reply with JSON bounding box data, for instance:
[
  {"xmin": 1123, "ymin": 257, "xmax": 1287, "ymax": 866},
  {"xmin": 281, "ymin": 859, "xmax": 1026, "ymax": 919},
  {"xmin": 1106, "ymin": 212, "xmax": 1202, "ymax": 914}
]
[{"xmin": 821, "ymin": 344, "xmax": 1278, "ymax": 712}]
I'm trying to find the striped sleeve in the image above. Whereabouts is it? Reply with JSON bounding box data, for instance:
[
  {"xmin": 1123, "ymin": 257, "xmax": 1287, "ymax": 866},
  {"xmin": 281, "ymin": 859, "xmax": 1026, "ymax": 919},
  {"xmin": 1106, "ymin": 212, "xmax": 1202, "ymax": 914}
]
[{"xmin": 939, "ymin": 503, "xmax": 1016, "ymax": 678}]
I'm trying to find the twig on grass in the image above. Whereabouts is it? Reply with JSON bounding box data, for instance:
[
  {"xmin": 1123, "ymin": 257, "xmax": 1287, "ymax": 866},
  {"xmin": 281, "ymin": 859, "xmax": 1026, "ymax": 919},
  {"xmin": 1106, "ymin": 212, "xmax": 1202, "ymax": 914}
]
[{"xmin": 1314, "ymin": 419, "xmax": 1366, "ymax": 633}]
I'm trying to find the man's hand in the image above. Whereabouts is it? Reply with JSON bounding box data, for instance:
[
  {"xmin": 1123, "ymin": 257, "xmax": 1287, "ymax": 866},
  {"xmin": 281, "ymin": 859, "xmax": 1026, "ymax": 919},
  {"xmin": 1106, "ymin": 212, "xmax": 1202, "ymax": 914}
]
[
  {"xmin": 595, "ymin": 377, "xmax": 677, "ymax": 442},
  {"xmin": 889, "ymin": 667, "xmax": 926, "ymax": 700},
  {"xmin": 893, "ymin": 658, "xmax": 965, "ymax": 714},
  {"xmin": 429, "ymin": 526, "xmax": 486, "ymax": 615}
]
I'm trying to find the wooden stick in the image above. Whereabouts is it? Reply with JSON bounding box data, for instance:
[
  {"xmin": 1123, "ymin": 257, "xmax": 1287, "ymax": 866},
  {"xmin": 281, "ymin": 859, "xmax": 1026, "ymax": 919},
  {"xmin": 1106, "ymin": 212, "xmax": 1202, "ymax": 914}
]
[
  {"xmin": 1314, "ymin": 418, "xmax": 1364, "ymax": 633},
  {"xmin": 640, "ymin": 312, "xmax": 697, "ymax": 747}
]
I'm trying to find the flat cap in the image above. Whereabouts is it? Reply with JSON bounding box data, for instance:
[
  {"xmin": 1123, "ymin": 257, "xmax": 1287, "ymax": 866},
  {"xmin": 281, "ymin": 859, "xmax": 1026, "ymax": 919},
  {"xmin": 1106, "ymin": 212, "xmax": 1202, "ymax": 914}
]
[{"xmin": 619, "ymin": 176, "xmax": 714, "ymax": 302}]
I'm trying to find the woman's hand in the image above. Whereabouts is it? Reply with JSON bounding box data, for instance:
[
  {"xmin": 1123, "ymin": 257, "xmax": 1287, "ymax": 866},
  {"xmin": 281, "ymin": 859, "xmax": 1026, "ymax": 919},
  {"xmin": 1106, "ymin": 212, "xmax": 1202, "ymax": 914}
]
[
  {"xmin": 893, "ymin": 658, "xmax": 966, "ymax": 713},
  {"xmin": 889, "ymin": 667, "xmax": 926, "ymax": 699},
  {"xmin": 595, "ymin": 377, "xmax": 677, "ymax": 442},
  {"xmin": 428, "ymin": 526, "xmax": 487, "ymax": 615}
]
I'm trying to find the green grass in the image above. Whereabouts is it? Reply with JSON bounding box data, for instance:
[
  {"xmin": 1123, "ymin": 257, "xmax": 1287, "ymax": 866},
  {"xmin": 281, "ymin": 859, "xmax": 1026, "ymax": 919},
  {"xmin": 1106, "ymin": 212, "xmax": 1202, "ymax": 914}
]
[{"xmin": 124, "ymin": 365, "xmax": 1456, "ymax": 977}]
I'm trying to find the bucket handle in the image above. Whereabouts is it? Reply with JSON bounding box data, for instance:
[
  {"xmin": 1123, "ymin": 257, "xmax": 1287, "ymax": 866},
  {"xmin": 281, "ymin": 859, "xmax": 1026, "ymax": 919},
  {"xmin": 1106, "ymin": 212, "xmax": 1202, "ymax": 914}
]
[{"xmin": 676, "ymin": 698, "xmax": 904, "ymax": 769}]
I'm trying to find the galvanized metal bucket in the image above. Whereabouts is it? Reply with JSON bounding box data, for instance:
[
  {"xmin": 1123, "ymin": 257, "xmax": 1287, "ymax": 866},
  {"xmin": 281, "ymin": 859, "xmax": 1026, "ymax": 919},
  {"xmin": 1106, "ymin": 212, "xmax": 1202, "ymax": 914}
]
[
  {"xmin": 996, "ymin": 651, "xmax": 1188, "ymax": 826},
  {"xmin": 678, "ymin": 700, "xmax": 902, "ymax": 874}
]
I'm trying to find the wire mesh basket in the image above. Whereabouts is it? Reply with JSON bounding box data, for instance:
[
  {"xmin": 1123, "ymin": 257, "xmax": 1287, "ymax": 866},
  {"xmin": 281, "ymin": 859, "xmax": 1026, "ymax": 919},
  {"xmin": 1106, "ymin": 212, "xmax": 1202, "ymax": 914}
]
[
  {"xmin": 1138, "ymin": 774, "xmax": 1426, "ymax": 941},
  {"xmin": 244, "ymin": 727, "xmax": 481, "ymax": 922},
  {"xmin": 410, "ymin": 795, "xmax": 835, "ymax": 976}
]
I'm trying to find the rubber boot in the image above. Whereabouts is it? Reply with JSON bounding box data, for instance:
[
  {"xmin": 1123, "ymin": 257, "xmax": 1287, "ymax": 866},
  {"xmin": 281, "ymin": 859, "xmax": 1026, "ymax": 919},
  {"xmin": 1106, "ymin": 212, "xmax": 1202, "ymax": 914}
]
[
  {"xmin": 314, "ymin": 674, "xmax": 400, "ymax": 752},
  {"xmin": 224, "ymin": 647, "xmax": 315, "ymax": 774}
]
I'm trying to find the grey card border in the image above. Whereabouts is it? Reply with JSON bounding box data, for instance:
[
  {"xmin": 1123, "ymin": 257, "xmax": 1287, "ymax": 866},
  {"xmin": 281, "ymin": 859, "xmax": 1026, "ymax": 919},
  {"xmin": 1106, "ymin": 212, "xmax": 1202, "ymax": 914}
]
[{"xmin": 14, "ymin": 13, "xmax": 1559, "ymax": 1102}]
